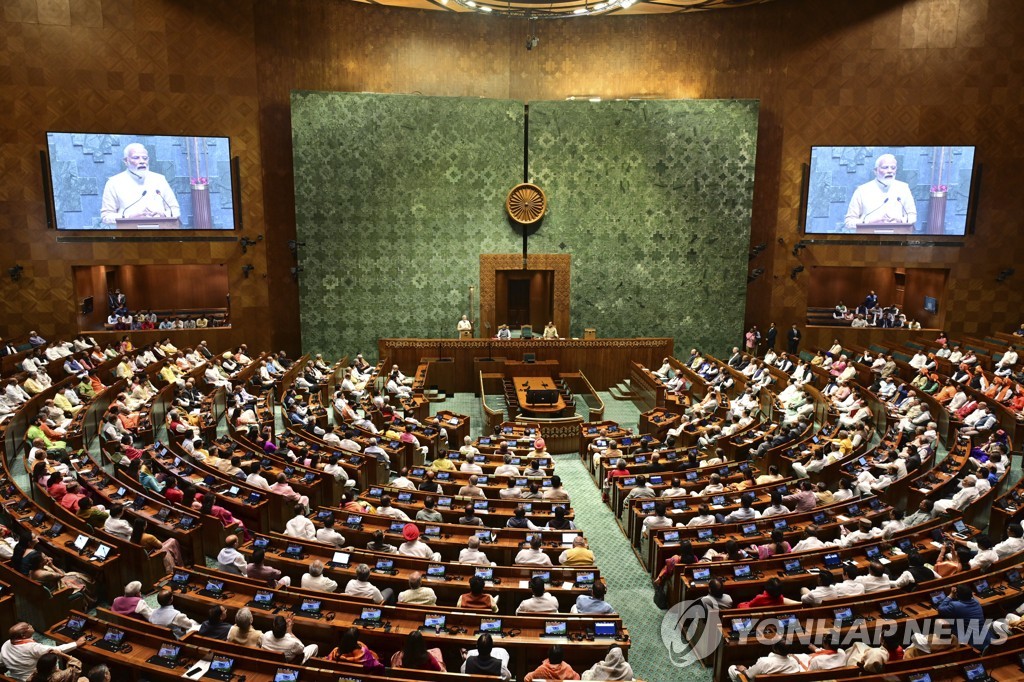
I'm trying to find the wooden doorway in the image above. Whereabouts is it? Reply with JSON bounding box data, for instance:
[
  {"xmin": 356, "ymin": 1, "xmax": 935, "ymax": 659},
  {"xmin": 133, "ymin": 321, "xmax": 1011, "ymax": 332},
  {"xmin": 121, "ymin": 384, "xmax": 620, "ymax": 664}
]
[
  {"xmin": 480, "ymin": 254, "xmax": 570, "ymax": 339},
  {"xmin": 497, "ymin": 270, "xmax": 555, "ymax": 330}
]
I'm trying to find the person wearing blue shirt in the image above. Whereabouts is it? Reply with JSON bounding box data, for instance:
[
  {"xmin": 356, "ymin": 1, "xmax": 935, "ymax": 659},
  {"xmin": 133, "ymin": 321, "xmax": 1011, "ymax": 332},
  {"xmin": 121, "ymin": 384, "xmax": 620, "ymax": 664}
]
[
  {"xmin": 575, "ymin": 583, "xmax": 615, "ymax": 615},
  {"xmin": 936, "ymin": 583, "xmax": 991, "ymax": 650}
]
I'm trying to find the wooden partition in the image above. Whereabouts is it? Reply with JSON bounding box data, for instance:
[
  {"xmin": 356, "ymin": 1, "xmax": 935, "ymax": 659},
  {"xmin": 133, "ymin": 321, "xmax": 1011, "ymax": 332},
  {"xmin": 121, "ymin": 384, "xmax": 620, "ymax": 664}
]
[{"xmin": 380, "ymin": 337, "xmax": 673, "ymax": 392}]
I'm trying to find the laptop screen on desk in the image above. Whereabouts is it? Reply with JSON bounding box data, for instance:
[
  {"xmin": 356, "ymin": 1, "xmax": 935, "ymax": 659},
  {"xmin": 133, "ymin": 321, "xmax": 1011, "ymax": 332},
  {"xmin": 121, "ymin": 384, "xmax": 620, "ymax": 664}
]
[
  {"xmin": 545, "ymin": 621, "xmax": 567, "ymax": 636},
  {"xmin": 963, "ymin": 665, "xmax": 987, "ymax": 682},
  {"xmin": 158, "ymin": 643, "xmax": 180, "ymax": 660},
  {"xmin": 424, "ymin": 614, "xmax": 446, "ymax": 628}
]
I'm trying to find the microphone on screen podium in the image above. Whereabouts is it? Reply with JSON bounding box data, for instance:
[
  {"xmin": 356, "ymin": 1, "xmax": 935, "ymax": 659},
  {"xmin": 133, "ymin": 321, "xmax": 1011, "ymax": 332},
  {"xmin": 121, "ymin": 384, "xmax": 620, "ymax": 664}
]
[
  {"xmin": 155, "ymin": 189, "xmax": 172, "ymax": 213},
  {"xmin": 120, "ymin": 190, "xmax": 148, "ymax": 217}
]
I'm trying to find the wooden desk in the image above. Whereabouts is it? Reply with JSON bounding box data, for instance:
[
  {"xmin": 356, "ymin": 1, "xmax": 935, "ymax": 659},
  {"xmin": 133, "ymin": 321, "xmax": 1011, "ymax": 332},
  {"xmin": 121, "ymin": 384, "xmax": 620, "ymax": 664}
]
[
  {"xmin": 514, "ymin": 377, "xmax": 565, "ymax": 416},
  {"xmin": 166, "ymin": 581, "xmax": 629, "ymax": 679},
  {"xmin": 379, "ymin": 337, "xmax": 673, "ymax": 392}
]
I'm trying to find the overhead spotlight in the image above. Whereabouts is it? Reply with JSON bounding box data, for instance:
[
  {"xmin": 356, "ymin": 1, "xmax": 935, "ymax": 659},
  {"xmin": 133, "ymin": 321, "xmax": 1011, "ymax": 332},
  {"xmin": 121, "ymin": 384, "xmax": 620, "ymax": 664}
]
[
  {"xmin": 790, "ymin": 265, "xmax": 805, "ymax": 280},
  {"xmin": 239, "ymin": 235, "xmax": 263, "ymax": 254},
  {"xmin": 290, "ymin": 266, "xmax": 303, "ymax": 282},
  {"xmin": 747, "ymin": 268, "xmax": 765, "ymax": 284},
  {"xmin": 242, "ymin": 264, "xmax": 255, "ymax": 279},
  {"xmin": 792, "ymin": 243, "xmax": 807, "ymax": 257},
  {"xmin": 526, "ymin": 35, "xmax": 539, "ymax": 51},
  {"xmin": 997, "ymin": 268, "xmax": 1015, "ymax": 283},
  {"xmin": 287, "ymin": 240, "xmax": 306, "ymax": 257},
  {"xmin": 748, "ymin": 243, "xmax": 767, "ymax": 261},
  {"xmin": 7, "ymin": 265, "xmax": 23, "ymax": 282}
]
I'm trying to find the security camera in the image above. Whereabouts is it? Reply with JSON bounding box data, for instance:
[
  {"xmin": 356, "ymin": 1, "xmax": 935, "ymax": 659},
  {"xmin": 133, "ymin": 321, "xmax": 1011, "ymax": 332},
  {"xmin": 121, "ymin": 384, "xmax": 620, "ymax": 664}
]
[{"xmin": 526, "ymin": 36, "xmax": 539, "ymax": 51}]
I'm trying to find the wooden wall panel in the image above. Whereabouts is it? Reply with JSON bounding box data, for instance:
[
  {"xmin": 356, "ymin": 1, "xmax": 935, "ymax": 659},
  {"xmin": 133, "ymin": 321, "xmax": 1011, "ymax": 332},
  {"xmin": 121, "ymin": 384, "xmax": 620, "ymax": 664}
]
[
  {"xmin": 806, "ymin": 267, "xmax": 904, "ymax": 310},
  {"xmin": 72, "ymin": 264, "xmax": 230, "ymax": 316}
]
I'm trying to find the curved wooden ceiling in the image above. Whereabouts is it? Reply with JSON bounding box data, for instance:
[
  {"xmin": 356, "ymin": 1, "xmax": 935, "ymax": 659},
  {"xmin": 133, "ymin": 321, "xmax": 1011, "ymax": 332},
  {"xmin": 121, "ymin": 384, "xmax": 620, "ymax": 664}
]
[{"xmin": 348, "ymin": 0, "xmax": 778, "ymax": 17}]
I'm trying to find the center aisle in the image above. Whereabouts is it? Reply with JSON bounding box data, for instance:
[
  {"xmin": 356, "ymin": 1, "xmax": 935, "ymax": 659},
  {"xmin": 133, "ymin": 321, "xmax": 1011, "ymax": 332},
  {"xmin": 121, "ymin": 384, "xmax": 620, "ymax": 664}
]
[{"xmin": 553, "ymin": 451, "xmax": 709, "ymax": 682}]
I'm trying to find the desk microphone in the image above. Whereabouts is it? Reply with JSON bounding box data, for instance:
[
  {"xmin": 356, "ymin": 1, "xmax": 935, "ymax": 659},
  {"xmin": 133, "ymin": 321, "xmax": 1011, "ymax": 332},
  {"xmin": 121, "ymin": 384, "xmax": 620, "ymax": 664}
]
[
  {"xmin": 121, "ymin": 190, "xmax": 147, "ymax": 217},
  {"xmin": 861, "ymin": 197, "xmax": 889, "ymax": 222},
  {"xmin": 155, "ymin": 189, "xmax": 172, "ymax": 213}
]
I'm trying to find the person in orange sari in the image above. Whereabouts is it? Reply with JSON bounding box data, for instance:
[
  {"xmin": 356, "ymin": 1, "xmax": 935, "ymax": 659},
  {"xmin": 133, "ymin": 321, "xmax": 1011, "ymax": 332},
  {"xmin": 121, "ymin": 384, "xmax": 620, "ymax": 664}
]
[
  {"xmin": 994, "ymin": 377, "xmax": 1014, "ymax": 403},
  {"xmin": 983, "ymin": 378, "xmax": 1000, "ymax": 399},
  {"xmin": 1010, "ymin": 385, "xmax": 1024, "ymax": 413},
  {"xmin": 524, "ymin": 646, "xmax": 580, "ymax": 681},
  {"xmin": 109, "ymin": 397, "xmax": 140, "ymax": 431},
  {"xmin": 326, "ymin": 627, "xmax": 385, "ymax": 674}
]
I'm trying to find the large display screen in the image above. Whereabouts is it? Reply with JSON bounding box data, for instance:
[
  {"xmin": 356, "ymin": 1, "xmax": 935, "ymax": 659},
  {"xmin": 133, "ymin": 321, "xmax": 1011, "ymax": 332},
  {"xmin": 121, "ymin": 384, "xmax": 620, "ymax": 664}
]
[
  {"xmin": 804, "ymin": 146, "xmax": 976, "ymax": 236},
  {"xmin": 46, "ymin": 132, "xmax": 235, "ymax": 230}
]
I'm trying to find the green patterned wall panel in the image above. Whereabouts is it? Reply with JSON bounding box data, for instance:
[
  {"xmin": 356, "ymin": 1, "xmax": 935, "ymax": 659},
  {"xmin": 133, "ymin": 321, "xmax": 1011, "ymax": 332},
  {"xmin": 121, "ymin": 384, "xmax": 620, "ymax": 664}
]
[
  {"xmin": 527, "ymin": 100, "xmax": 759, "ymax": 357},
  {"xmin": 291, "ymin": 92, "xmax": 524, "ymax": 358},
  {"xmin": 292, "ymin": 93, "xmax": 757, "ymax": 360}
]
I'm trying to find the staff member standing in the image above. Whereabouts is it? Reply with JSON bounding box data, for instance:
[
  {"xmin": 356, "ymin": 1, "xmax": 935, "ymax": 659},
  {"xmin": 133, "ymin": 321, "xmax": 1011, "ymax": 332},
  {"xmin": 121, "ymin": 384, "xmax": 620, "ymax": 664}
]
[{"xmin": 787, "ymin": 325, "xmax": 802, "ymax": 354}]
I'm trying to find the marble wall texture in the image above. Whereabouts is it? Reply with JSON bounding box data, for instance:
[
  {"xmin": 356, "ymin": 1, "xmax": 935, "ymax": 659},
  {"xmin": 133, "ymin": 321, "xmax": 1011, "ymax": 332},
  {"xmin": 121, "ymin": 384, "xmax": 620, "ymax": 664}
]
[
  {"xmin": 527, "ymin": 100, "xmax": 759, "ymax": 355},
  {"xmin": 292, "ymin": 92, "xmax": 525, "ymax": 358},
  {"xmin": 292, "ymin": 92, "xmax": 758, "ymax": 359}
]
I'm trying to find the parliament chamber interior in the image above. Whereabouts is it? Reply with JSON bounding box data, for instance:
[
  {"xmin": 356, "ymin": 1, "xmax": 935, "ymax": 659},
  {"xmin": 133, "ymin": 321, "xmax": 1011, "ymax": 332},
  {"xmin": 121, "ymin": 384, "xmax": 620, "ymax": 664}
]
[{"xmin": 2, "ymin": 0, "xmax": 1024, "ymax": 680}]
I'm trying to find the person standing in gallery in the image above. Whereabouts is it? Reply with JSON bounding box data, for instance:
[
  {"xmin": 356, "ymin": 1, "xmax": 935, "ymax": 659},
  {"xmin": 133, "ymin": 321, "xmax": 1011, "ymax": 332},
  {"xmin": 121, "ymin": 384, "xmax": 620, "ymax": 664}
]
[{"xmin": 787, "ymin": 325, "xmax": 802, "ymax": 354}]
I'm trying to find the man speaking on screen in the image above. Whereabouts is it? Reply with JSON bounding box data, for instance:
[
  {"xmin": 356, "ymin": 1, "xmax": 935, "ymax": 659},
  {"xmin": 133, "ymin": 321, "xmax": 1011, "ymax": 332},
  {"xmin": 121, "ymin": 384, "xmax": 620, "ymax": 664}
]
[
  {"xmin": 100, "ymin": 143, "xmax": 180, "ymax": 224},
  {"xmin": 843, "ymin": 153, "xmax": 917, "ymax": 230}
]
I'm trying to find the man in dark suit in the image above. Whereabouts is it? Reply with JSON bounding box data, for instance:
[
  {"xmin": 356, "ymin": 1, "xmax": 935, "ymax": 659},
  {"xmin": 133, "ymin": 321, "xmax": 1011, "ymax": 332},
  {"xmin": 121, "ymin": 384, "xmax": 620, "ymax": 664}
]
[
  {"xmin": 787, "ymin": 325, "xmax": 802, "ymax": 354},
  {"xmin": 766, "ymin": 323, "xmax": 777, "ymax": 351}
]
